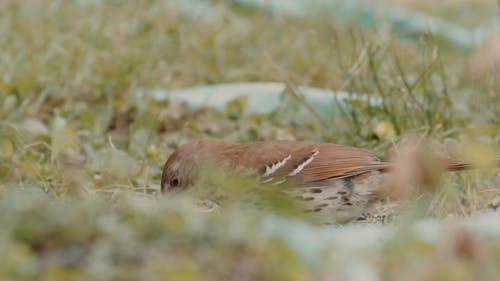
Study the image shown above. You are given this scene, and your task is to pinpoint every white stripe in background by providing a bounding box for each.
[148,82,382,116]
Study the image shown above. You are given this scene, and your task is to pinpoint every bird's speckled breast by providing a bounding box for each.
[286,171,388,223]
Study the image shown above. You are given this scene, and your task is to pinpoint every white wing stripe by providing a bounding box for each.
[260,177,274,183]
[272,178,287,185]
[263,154,291,176]
[288,149,319,176]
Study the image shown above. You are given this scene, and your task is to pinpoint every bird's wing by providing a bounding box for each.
[301,142,390,182]
[239,140,390,184]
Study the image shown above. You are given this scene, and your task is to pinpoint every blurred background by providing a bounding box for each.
[0,0,499,280]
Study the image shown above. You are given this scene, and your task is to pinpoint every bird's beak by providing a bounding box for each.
[160,170,169,194]
[160,180,167,193]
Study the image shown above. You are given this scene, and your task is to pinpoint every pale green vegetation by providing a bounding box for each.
[0,0,499,280]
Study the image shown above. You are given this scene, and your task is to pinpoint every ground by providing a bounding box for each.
[0,0,499,280]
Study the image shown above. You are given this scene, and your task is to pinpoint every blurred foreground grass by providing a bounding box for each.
[0,0,499,280]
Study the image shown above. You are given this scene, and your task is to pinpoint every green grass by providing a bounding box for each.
[0,0,499,280]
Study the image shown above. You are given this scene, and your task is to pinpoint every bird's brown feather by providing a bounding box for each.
[161,138,498,223]
[162,138,493,190]
[231,140,390,183]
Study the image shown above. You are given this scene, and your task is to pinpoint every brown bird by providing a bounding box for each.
[161,138,496,223]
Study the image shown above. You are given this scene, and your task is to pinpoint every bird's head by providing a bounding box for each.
[161,148,191,193]
[161,139,235,193]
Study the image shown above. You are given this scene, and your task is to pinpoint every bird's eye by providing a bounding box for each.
[169,175,179,187]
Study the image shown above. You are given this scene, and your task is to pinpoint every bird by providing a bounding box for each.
[161,138,497,223]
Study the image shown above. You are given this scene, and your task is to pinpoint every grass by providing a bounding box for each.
[0,0,499,280]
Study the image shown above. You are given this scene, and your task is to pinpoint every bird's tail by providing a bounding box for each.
[443,156,500,171]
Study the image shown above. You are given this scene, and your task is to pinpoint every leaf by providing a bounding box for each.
[0,163,10,180]
[225,95,247,120]
[0,122,35,145]
[103,147,138,180]
[130,128,150,157]
[19,118,49,136]
[51,117,78,160]
[0,138,13,158]
[129,108,156,157]
[2,94,17,113]
[461,141,496,168]
[372,121,396,140]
